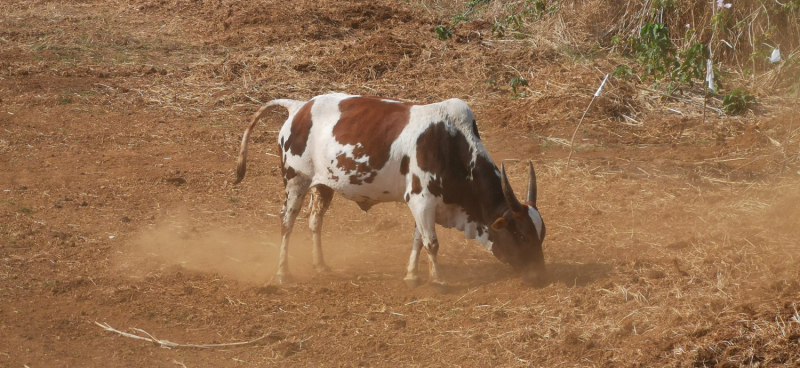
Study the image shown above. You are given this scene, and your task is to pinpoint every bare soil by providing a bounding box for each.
[1,0,799,367]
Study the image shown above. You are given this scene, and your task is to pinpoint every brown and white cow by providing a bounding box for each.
[235,93,547,288]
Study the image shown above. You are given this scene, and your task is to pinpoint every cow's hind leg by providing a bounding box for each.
[277,173,311,284]
[308,185,334,273]
[403,226,424,289]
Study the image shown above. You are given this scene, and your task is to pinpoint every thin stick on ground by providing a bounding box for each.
[95,321,271,349]
[567,74,608,169]
[702,85,708,126]
[782,100,796,175]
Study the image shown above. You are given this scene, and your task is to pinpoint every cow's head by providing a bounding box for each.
[489,162,547,286]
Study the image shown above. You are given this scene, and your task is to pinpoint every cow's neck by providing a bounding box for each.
[469,156,512,250]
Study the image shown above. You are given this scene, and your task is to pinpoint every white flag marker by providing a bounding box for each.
[769,48,781,63]
[594,74,609,97]
[706,59,715,92]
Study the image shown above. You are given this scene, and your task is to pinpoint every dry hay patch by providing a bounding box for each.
[320,34,426,81]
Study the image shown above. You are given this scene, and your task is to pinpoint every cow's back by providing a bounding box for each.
[279,94,484,208]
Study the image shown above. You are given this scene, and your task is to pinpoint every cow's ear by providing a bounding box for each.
[491,217,508,231]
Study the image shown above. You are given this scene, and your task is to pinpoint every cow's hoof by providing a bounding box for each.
[430,280,449,294]
[314,264,332,274]
[276,273,295,285]
[403,276,423,289]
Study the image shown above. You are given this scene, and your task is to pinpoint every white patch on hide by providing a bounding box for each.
[527,206,544,240]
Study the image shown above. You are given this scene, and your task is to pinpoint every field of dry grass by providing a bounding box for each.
[1,0,799,366]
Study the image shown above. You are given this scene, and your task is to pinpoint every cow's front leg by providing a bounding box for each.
[424,235,446,292]
[404,226,424,289]
[407,196,447,292]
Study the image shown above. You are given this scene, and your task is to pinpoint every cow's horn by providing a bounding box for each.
[527,161,537,205]
[500,164,525,213]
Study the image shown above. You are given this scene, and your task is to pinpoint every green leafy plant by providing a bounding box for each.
[434,25,452,40]
[612,65,634,79]
[672,43,708,87]
[491,22,507,37]
[505,14,523,29]
[711,7,733,35]
[530,0,547,13]
[524,0,557,17]
[631,22,678,81]
[451,14,469,26]
[509,76,529,97]
[722,88,757,115]
[436,0,493,41]
[683,28,696,44]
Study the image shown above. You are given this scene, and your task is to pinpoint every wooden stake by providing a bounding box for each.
[567,74,608,169]
[566,95,599,170]
[702,84,708,126]
[782,98,796,175]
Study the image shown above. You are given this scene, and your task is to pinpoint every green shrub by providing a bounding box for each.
[612,65,634,79]
[509,77,528,97]
[722,88,757,115]
[434,25,452,40]
[672,43,708,87]
[631,22,678,81]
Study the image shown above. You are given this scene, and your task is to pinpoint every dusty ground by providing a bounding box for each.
[2,0,800,367]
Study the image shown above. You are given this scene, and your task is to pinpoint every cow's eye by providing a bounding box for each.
[510,228,527,243]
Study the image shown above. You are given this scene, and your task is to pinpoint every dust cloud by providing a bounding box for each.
[114,210,400,283]
[115,215,294,283]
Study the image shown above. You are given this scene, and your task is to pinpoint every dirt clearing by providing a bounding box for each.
[1,0,799,366]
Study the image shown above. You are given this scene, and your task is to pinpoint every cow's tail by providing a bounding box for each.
[234,99,306,184]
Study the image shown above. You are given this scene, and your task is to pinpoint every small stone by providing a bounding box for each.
[120,216,131,223]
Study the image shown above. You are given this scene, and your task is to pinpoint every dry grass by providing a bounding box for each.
[415,0,800,92]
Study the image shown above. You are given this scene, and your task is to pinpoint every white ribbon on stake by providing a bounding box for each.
[705,59,716,92]
[702,58,714,125]
[769,48,781,63]
[567,74,609,169]
[594,74,609,97]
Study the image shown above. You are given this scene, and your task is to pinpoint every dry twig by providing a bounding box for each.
[95,321,270,349]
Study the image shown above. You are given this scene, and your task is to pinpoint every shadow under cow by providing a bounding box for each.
[435,260,614,293]
[545,262,614,288]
